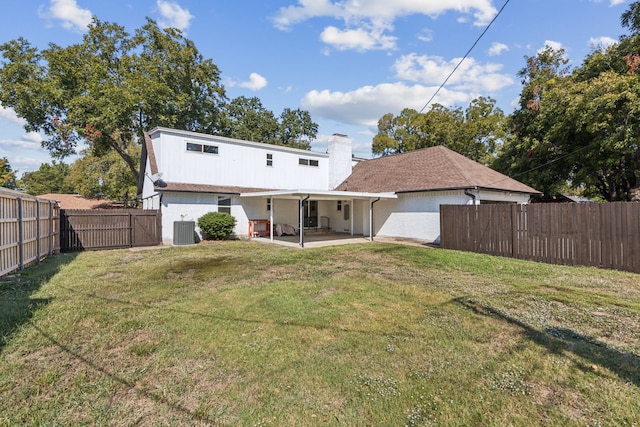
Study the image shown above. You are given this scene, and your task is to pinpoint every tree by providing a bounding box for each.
[494,3,640,201]
[463,97,506,163]
[372,97,505,163]
[536,71,640,201]
[221,97,318,149]
[492,46,572,196]
[0,18,226,185]
[66,141,140,201]
[21,161,74,195]
[0,157,17,189]
[277,108,318,149]
[223,96,279,143]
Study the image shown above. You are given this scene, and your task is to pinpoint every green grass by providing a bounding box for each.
[1,241,639,426]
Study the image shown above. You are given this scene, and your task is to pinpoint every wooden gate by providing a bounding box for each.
[60,209,161,252]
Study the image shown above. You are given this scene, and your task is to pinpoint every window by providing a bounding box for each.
[203,145,219,154]
[337,200,342,211]
[186,142,202,152]
[266,153,273,167]
[186,141,218,154]
[218,196,231,214]
[343,203,350,220]
[299,157,319,167]
[267,198,271,211]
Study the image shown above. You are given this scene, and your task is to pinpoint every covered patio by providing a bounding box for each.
[240,190,397,247]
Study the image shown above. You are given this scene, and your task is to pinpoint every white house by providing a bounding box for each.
[138,127,540,246]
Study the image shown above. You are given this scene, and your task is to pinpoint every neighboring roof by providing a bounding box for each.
[37,193,120,209]
[335,145,540,195]
[156,182,273,195]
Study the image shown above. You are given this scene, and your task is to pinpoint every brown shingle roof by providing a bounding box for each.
[37,194,120,209]
[157,182,273,194]
[335,145,540,194]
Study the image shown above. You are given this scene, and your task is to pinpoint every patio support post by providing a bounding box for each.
[299,194,310,247]
[369,197,381,241]
[350,198,354,236]
[269,198,274,242]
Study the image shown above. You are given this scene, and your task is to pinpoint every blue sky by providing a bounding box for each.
[0,0,631,176]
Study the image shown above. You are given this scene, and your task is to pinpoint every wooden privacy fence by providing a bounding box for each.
[440,202,640,274]
[1,188,60,278]
[60,209,161,252]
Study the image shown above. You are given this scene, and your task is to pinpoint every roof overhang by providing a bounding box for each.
[240,189,397,201]
[395,186,542,196]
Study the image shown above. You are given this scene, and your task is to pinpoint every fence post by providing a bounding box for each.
[129,211,133,248]
[48,201,53,256]
[17,197,24,271]
[36,200,41,264]
[511,204,517,258]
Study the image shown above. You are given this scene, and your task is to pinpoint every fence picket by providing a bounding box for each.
[441,202,640,274]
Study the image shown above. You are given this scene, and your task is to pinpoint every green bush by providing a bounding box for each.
[197,212,237,240]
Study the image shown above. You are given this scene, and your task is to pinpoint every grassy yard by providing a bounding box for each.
[1,241,639,426]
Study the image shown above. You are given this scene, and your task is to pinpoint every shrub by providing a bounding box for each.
[197,212,237,240]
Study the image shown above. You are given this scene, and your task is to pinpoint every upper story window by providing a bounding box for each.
[266,153,273,167]
[299,158,319,167]
[186,141,218,154]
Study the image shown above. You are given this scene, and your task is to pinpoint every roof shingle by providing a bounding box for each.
[336,145,539,194]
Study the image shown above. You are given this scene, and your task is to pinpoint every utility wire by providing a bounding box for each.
[418,0,512,114]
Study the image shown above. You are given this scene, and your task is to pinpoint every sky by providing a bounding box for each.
[0,0,632,176]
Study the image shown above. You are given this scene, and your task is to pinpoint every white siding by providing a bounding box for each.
[151,130,330,191]
[374,191,470,243]
[160,193,251,244]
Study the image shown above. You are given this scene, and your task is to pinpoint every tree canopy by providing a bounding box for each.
[0,18,227,185]
[66,143,139,201]
[21,161,74,196]
[0,157,17,189]
[221,96,318,150]
[0,17,320,189]
[372,96,505,164]
[493,2,640,201]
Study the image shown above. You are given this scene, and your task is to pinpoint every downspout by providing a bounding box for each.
[369,197,381,241]
[300,194,310,247]
[464,188,477,205]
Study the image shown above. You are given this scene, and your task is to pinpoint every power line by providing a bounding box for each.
[418,0,512,114]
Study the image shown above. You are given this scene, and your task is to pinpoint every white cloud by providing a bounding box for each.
[320,24,397,51]
[393,53,514,93]
[488,42,509,56]
[23,132,43,144]
[0,107,26,126]
[238,73,268,91]
[589,36,618,49]
[302,82,471,128]
[417,29,433,43]
[273,0,497,30]
[539,40,564,53]
[272,0,497,51]
[0,138,40,151]
[38,0,92,33]
[157,0,193,32]
[610,0,626,5]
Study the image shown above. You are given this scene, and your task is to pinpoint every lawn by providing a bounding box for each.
[1,241,639,426]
